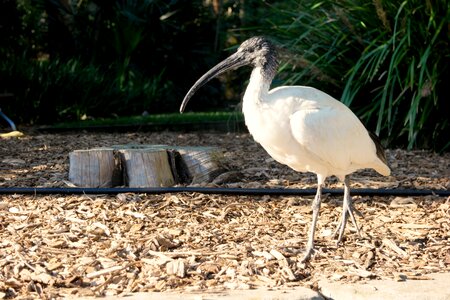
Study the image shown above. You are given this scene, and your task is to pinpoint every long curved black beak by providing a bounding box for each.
[180,51,249,113]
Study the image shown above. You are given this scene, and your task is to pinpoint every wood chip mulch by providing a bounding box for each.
[0,132,449,298]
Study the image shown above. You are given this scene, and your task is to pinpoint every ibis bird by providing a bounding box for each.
[180,36,390,262]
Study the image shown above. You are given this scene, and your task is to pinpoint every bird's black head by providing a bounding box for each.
[180,36,279,113]
[236,36,278,74]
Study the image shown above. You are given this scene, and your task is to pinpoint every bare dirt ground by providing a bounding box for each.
[0,131,449,299]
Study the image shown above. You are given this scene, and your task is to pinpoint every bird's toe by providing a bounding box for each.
[300,246,316,263]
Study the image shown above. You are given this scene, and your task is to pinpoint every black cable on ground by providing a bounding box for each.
[0,187,448,196]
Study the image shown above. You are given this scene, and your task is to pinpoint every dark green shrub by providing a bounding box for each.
[0,56,170,123]
[0,0,231,124]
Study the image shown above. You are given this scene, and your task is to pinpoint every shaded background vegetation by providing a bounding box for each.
[0,0,448,150]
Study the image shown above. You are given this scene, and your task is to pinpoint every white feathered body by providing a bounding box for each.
[242,68,390,183]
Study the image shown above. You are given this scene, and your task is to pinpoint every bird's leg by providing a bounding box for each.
[334,176,361,244]
[344,177,362,238]
[301,182,323,262]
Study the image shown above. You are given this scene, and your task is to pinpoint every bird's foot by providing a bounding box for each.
[300,245,316,263]
[333,203,363,245]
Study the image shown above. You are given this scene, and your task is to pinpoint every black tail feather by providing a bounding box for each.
[368,131,388,165]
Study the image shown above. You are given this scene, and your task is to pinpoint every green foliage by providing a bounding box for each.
[0,0,229,123]
[50,111,244,128]
[0,55,170,123]
[258,0,449,150]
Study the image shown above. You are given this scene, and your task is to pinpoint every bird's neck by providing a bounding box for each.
[243,67,273,105]
[242,66,275,144]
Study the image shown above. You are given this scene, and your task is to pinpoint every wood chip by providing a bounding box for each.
[348,267,373,278]
[390,197,418,208]
[86,265,126,279]
[269,249,286,261]
[382,239,408,258]
[252,251,275,260]
[166,259,186,278]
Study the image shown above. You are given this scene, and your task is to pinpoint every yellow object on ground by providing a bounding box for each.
[0,130,24,138]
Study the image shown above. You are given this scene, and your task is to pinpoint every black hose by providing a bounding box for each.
[0,187,448,196]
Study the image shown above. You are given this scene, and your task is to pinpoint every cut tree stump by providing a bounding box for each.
[119,149,175,188]
[69,148,120,188]
[176,147,223,184]
[68,145,223,188]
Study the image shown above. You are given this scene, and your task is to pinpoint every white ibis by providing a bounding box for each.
[180,36,390,262]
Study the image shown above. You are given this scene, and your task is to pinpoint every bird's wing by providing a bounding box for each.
[289,100,376,175]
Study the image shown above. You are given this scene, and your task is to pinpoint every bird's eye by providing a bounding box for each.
[246,46,256,53]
